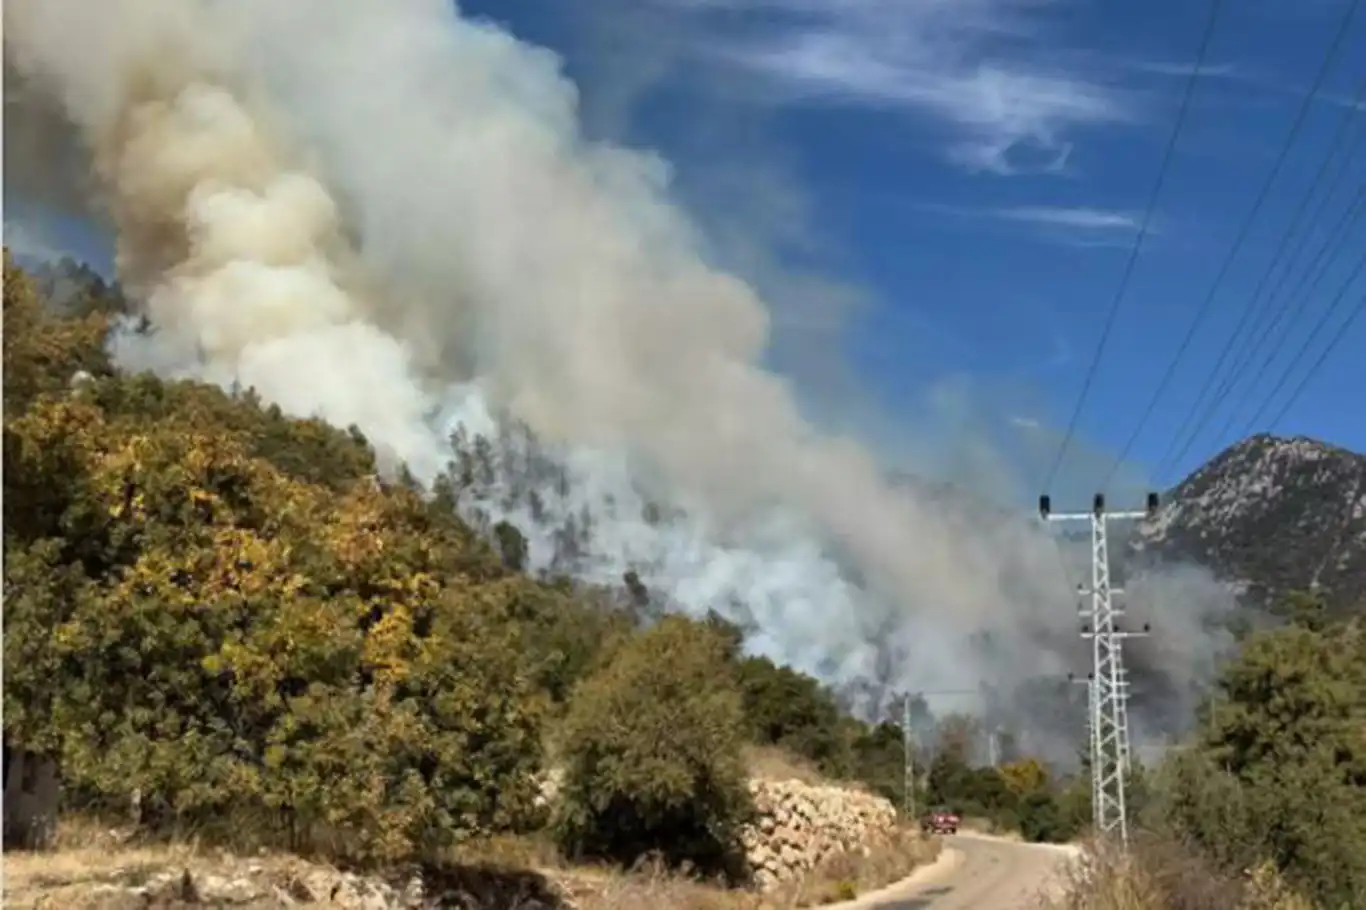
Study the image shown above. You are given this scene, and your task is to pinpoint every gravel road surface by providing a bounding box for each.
[857,834,1078,910]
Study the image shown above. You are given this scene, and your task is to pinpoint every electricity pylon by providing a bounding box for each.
[1041,492,1157,850]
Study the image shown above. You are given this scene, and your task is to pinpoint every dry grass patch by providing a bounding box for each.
[4,817,300,909]
[7,816,940,910]
[5,818,566,910]
[741,745,877,797]
[766,825,940,907]
[742,746,828,785]
[1039,834,1312,910]
[452,832,568,872]
[566,861,757,910]
[570,825,940,910]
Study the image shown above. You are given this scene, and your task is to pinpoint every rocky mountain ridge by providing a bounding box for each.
[899,433,1366,616]
[1135,433,1366,614]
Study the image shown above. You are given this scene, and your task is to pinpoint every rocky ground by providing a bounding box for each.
[3,821,477,909]
[6,771,936,910]
[740,778,898,891]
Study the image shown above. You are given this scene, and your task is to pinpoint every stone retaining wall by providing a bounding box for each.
[3,747,60,849]
[740,778,898,891]
[537,768,901,891]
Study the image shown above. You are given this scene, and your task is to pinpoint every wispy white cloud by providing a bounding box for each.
[644,0,1134,175]
[1128,56,1365,112]
[1126,59,1241,79]
[914,201,1154,246]
[991,205,1145,231]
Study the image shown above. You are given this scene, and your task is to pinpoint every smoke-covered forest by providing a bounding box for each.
[1,253,1087,857]
[8,254,1366,908]
[6,0,1366,904]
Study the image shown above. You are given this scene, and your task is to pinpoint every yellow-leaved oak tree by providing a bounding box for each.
[3,258,550,863]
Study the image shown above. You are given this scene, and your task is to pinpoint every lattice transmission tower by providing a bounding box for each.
[1041,492,1157,850]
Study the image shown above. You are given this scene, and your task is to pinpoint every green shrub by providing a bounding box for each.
[735,654,852,776]
[1151,613,1366,908]
[553,615,754,876]
[1017,789,1064,843]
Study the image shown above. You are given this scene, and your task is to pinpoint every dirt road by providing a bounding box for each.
[857,834,1079,910]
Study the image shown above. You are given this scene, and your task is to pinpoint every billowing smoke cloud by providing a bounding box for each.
[4,0,1236,759]
[3,62,101,225]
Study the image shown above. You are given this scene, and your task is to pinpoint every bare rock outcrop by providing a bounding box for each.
[739,778,898,891]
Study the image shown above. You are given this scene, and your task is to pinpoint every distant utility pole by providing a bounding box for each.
[899,688,979,821]
[1067,672,1098,808]
[902,696,915,821]
[1041,492,1157,851]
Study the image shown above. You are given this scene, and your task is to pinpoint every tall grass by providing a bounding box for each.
[1041,833,1314,910]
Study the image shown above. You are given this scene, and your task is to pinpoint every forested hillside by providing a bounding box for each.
[5,251,1079,903]
[11,248,1364,909]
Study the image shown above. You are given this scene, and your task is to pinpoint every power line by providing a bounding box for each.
[1094,0,1362,488]
[1157,184,1366,477]
[1128,73,1366,487]
[1162,165,1366,474]
[1041,0,1226,493]
[1234,249,1366,435]
[1264,298,1366,428]
[1207,184,1366,445]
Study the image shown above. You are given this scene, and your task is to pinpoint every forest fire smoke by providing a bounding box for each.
[4,0,1234,752]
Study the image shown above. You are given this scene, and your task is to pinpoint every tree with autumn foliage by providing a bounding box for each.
[3,253,556,863]
[6,249,1104,875]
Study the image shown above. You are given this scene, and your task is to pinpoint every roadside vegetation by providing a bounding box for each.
[0,251,948,907]
[1044,591,1366,909]
[12,251,1359,908]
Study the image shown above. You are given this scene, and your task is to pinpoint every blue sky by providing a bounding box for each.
[459,0,1366,493]
[8,0,1366,502]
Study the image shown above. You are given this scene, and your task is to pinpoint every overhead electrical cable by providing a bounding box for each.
[1092,0,1361,488]
[1155,181,1366,478]
[1206,181,1366,444]
[1124,72,1366,487]
[1040,0,1226,493]
[1263,292,1366,429]
[1232,247,1366,438]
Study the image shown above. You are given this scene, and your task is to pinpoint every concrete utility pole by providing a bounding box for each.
[902,696,915,821]
[899,688,980,821]
[1041,491,1157,851]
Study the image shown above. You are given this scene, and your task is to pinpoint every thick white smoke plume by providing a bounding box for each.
[5,0,1235,753]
